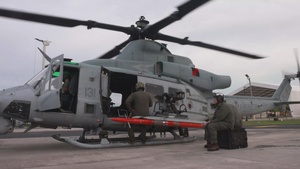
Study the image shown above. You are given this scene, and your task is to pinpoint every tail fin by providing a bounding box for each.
[271,78,292,102]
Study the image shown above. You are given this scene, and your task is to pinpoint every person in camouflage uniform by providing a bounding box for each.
[203,93,235,151]
[125,82,153,144]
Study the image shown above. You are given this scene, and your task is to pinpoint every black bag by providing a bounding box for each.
[217,128,248,149]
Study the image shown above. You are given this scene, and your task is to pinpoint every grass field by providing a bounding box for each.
[243,118,300,126]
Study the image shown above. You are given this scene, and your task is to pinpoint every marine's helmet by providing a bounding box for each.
[135,82,145,90]
[213,93,224,104]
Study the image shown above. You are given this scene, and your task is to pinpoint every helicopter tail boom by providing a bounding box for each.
[225,73,298,117]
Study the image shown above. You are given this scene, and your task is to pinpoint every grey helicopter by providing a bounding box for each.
[0,0,299,148]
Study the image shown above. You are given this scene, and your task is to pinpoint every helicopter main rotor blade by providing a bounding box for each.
[98,37,133,59]
[156,33,264,59]
[0,8,134,34]
[145,0,210,35]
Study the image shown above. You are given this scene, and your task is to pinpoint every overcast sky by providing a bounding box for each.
[0,0,300,94]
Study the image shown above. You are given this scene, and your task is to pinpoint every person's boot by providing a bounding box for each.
[128,128,135,144]
[204,141,212,148]
[207,143,219,151]
[128,137,135,144]
[140,131,147,144]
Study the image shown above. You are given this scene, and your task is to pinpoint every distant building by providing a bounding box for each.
[229,82,299,118]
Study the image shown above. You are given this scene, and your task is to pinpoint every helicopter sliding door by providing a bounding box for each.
[100,67,137,117]
[37,55,63,111]
[100,68,111,115]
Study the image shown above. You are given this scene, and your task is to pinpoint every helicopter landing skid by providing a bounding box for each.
[52,134,197,149]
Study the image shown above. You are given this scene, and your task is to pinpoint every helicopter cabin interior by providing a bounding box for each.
[59,64,80,113]
[57,64,200,119]
[100,68,188,118]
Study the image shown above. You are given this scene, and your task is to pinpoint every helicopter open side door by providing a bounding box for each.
[37,55,63,111]
[100,68,111,115]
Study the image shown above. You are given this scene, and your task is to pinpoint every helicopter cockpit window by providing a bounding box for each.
[27,56,63,93]
[26,68,48,90]
[44,59,61,92]
[50,71,60,90]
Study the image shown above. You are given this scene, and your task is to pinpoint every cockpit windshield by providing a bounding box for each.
[26,68,48,90]
[26,56,63,92]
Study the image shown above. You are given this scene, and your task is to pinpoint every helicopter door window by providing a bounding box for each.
[85,103,95,114]
[101,71,109,97]
[145,83,164,113]
[145,83,164,101]
[100,70,112,115]
[185,89,191,96]
[110,92,122,107]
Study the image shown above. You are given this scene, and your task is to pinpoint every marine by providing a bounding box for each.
[203,93,235,151]
[125,82,153,144]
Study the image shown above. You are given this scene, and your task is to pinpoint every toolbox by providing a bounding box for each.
[217,128,248,149]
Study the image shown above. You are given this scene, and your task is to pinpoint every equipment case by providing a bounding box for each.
[217,128,248,149]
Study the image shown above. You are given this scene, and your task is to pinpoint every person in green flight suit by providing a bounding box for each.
[228,104,243,129]
[125,81,153,144]
[203,93,235,151]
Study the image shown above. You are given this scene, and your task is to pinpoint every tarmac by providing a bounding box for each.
[0,127,300,169]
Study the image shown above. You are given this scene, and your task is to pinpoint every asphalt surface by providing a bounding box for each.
[1,126,300,169]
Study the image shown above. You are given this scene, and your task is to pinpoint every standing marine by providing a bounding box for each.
[125,82,153,144]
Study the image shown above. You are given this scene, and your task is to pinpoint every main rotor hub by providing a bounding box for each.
[135,16,149,29]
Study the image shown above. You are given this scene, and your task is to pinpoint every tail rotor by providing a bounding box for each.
[293,48,300,79]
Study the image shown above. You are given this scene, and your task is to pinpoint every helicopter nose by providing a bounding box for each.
[0,85,33,121]
[0,88,13,114]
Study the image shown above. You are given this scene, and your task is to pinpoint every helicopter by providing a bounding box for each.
[0,0,299,148]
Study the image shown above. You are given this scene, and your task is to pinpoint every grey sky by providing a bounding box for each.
[0,0,300,94]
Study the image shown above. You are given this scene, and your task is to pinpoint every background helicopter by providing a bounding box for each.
[2,1,300,147]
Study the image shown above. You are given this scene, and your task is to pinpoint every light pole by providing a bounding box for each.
[35,38,51,69]
[245,74,253,97]
[245,74,254,119]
